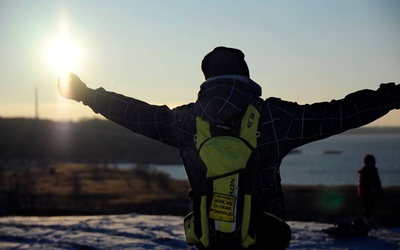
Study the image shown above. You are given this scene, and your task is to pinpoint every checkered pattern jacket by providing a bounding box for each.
[82,75,399,219]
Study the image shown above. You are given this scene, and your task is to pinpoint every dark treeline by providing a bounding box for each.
[0,117,181,164]
[1,117,400,165]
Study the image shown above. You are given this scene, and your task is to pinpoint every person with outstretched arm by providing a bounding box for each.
[58,47,399,249]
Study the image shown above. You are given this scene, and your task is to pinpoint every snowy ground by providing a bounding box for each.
[0,213,399,250]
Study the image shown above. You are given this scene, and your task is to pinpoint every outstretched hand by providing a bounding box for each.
[57,72,88,102]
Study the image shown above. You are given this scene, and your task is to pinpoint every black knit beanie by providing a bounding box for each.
[201,46,250,79]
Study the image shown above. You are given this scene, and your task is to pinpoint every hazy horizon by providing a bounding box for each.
[2,115,400,129]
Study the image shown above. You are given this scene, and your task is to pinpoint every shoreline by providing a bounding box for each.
[283,185,400,227]
[1,163,399,227]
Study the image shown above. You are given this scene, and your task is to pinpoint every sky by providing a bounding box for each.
[0,0,399,126]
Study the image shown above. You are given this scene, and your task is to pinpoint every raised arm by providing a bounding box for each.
[57,73,178,147]
[277,82,400,146]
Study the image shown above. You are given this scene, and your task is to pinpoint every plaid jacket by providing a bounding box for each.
[82,76,399,219]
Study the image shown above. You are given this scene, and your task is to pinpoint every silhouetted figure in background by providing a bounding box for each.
[358,154,383,228]
[58,46,400,249]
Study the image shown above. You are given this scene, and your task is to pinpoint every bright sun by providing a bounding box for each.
[45,28,81,78]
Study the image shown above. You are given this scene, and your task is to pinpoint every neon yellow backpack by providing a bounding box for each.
[184,102,262,249]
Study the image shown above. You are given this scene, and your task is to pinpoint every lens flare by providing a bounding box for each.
[45,27,80,77]
[317,189,345,213]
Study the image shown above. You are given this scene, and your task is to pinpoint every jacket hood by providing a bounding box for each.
[194,75,262,126]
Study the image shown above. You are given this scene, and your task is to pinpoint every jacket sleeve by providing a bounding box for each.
[81,87,178,147]
[277,82,400,146]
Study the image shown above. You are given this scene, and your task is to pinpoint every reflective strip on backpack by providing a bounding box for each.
[241,194,256,247]
[200,195,210,248]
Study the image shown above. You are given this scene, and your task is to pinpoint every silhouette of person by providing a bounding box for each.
[358,154,383,227]
[58,46,400,249]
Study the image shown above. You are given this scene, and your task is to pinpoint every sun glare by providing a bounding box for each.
[45,28,81,79]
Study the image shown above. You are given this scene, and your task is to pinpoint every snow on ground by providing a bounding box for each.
[0,213,399,250]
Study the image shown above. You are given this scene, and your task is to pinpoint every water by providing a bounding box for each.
[119,133,400,187]
[280,133,400,187]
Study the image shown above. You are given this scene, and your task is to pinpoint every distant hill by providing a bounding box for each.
[1,117,399,164]
[0,117,180,164]
[342,126,400,134]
